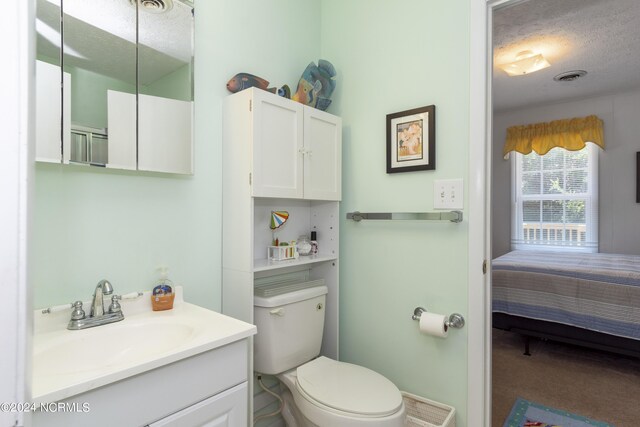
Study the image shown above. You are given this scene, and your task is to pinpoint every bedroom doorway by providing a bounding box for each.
[488,0,640,425]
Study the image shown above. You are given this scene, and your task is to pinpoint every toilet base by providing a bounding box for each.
[276,367,405,427]
[281,388,320,427]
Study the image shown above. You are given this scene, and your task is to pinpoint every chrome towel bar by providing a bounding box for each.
[346,211,463,223]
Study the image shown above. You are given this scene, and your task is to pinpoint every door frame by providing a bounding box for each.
[1,0,34,426]
[468,0,514,424]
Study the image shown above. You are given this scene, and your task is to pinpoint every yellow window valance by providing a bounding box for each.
[504,115,604,158]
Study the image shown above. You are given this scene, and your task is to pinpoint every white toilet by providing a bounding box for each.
[254,283,406,426]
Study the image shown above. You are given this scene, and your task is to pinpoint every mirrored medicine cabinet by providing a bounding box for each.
[35,0,194,174]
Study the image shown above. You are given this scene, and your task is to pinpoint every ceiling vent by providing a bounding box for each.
[130,0,173,13]
[553,70,587,82]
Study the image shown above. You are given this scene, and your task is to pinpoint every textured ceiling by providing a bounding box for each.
[36,0,192,86]
[493,0,640,112]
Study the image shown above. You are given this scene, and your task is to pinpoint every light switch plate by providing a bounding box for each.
[434,179,463,209]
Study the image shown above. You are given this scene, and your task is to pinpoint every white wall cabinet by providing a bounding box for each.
[222,89,342,423]
[227,88,341,200]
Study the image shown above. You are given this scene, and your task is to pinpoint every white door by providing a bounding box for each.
[251,90,304,198]
[303,107,342,201]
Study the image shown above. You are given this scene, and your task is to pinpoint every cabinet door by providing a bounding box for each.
[252,90,304,198]
[303,107,342,201]
[147,382,247,427]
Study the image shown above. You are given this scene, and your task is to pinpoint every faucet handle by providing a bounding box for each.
[109,295,122,314]
[70,301,85,321]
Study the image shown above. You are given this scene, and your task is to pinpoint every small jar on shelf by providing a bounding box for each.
[297,235,312,256]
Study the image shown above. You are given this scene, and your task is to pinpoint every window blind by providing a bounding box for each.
[511,144,598,252]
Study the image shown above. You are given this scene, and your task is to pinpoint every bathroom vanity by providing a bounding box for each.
[32,289,256,427]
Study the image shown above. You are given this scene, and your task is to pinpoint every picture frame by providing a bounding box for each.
[386,105,435,173]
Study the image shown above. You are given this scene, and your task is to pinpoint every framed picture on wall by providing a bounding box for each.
[386,105,435,173]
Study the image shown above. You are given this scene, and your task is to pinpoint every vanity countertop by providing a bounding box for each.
[32,288,256,403]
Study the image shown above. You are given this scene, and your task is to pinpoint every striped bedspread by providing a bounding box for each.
[492,250,640,341]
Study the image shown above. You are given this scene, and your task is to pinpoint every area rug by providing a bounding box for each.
[503,397,614,427]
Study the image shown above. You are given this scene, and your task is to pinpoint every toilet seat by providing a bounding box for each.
[295,357,403,417]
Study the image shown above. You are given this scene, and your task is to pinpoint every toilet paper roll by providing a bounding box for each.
[419,312,449,338]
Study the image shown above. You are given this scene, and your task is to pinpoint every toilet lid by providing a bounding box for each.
[296,357,403,417]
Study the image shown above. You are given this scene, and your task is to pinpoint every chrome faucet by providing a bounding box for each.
[67,279,125,330]
[91,279,113,317]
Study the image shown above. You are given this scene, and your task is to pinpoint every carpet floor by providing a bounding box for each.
[492,329,640,427]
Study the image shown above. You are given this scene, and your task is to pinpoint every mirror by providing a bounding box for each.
[138,0,194,173]
[35,0,194,174]
[63,0,137,169]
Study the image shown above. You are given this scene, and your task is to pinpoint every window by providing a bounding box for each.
[511,144,598,252]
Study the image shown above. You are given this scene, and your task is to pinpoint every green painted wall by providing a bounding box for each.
[65,65,135,129]
[142,63,193,101]
[34,0,473,422]
[321,1,471,424]
[33,0,320,309]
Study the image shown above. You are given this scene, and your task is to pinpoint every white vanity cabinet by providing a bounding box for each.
[147,382,247,427]
[224,88,341,201]
[33,340,250,427]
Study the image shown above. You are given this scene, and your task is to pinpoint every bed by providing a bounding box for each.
[492,250,640,358]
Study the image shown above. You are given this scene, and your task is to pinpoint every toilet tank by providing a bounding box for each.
[253,283,328,374]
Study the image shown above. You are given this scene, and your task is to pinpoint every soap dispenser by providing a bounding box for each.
[151,267,175,311]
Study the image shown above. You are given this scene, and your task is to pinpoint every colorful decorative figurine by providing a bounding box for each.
[277,84,291,99]
[270,211,289,247]
[291,59,336,111]
[226,73,276,94]
[270,211,289,230]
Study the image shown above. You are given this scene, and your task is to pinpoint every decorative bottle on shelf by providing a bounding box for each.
[297,235,312,256]
[310,231,318,255]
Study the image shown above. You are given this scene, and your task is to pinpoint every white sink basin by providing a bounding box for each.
[34,320,196,376]
[32,290,256,403]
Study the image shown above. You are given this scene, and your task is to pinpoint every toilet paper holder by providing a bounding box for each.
[411,307,465,329]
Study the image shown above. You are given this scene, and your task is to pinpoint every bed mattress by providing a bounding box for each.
[492,250,640,341]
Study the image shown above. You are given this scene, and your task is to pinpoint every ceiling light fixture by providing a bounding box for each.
[498,50,551,77]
